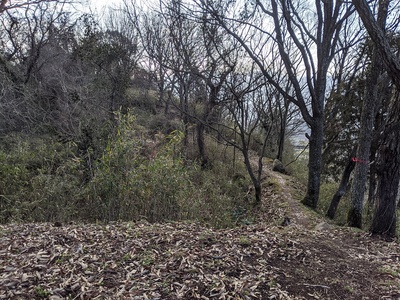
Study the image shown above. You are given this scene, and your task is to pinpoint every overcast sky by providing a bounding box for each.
[88,0,120,10]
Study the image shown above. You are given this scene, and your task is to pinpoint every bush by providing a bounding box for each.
[182,160,253,228]
[85,112,187,222]
[284,150,309,186]
[126,88,158,114]
[317,183,346,225]
[0,134,82,223]
[0,150,30,223]
[318,181,377,229]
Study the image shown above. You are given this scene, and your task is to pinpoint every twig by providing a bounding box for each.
[301,283,330,289]
[131,270,150,278]
[285,143,309,167]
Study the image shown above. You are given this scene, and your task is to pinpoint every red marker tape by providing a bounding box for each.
[351,157,369,164]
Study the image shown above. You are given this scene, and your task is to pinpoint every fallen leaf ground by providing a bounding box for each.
[1,166,400,299]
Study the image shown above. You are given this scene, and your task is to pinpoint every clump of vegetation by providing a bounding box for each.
[318,183,350,226]
[34,286,51,298]
[0,134,82,223]
[0,111,253,228]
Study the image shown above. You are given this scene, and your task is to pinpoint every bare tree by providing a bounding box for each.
[0,1,80,134]
[128,0,238,167]
[262,43,303,162]
[0,0,73,14]
[195,0,354,208]
[221,65,269,204]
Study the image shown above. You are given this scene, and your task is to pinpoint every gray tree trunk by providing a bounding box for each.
[276,99,289,162]
[348,78,377,228]
[348,0,388,228]
[352,0,400,236]
[302,117,324,208]
[370,126,400,237]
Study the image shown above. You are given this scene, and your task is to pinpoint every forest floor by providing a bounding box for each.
[1,160,400,299]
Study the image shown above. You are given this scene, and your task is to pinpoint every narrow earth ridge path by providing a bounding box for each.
[267,170,313,228]
[256,156,319,230]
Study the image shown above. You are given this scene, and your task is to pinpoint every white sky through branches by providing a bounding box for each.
[91,0,123,9]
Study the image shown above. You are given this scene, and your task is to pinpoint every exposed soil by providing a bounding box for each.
[1,162,400,299]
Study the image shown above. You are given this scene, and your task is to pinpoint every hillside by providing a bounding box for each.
[1,164,400,299]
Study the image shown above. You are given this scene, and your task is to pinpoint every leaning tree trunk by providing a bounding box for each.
[352,0,400,91]
[241,144,262,205]
[326,146,357,219]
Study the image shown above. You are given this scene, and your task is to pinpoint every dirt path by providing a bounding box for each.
[259,163,400,299]
[256,156,319,230]
[267,171,313,228]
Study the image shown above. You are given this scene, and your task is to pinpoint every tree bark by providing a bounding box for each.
[302,117,324,208]
[352,0,400,236]
[348,73,378,227]
[196,121,209,168]
[242,145,262,205]
[276,99,289,162]
[370,127,400,237]
[348,0,388,228]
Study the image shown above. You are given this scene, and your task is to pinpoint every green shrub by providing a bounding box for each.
[126,88,158,113]
[85,112,142,221]
[318,182,375,229]
[86,112,187,222]
[180,158,252,228]
[0,134,82,223]
[0,151,30,223]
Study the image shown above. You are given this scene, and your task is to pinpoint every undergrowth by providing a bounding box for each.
[0,111,252,228]
[288,150,374,229]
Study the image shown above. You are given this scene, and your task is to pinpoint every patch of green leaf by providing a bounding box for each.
[35,286,51,298]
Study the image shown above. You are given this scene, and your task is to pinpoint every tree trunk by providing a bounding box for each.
[348,86,375,227]
[196,122,209,168]
[242,146,262,205]
[367,138,379,205]
[302,117,324,208]
[276,100,288,162]
[348,0,388,228]
[351,0,400,237]
[326,147,356,219]
[370,129,400,237]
